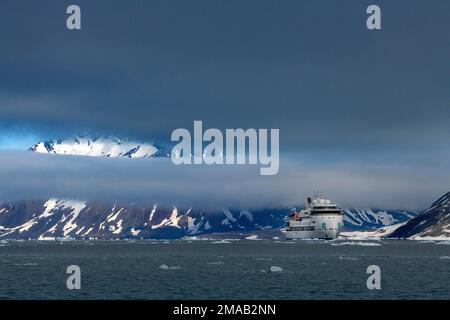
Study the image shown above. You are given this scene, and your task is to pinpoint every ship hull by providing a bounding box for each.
[285,229,340,240]
[285,214,343,240]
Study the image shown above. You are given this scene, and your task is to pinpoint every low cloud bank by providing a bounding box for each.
[0,151,446,210]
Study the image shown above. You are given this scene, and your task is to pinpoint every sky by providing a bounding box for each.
[0,0,449,208]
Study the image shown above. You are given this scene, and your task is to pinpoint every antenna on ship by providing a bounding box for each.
[313,191,323,200]
[307,196,312,209]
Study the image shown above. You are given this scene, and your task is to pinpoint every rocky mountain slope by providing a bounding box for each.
[389,192,450,240]
[0,199,416,240]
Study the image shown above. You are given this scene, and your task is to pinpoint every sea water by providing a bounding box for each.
[0,240,448,299]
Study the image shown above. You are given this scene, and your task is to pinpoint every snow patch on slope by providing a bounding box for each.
[60,200,88,236]
[152,208,182,229]
[341,222,407,240]
[8,199,87,237]
[30,136,160,158]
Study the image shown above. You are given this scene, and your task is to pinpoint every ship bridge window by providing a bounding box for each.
[289,226,315,231]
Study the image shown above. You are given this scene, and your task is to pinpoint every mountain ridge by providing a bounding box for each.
[4,135,443,240]
[0,198,417,240]
[389,192,450,240]
[29,135,167,158]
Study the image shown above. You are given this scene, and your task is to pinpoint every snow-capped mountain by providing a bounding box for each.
[0,135,420,240]
[0,199,416,240]
[0,200,284,240]
[342,208,416,231]
[389,192,450,240]
[29,136,166,158]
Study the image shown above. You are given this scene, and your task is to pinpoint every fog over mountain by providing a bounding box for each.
[0,149,446,210]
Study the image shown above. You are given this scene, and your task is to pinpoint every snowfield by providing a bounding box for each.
[30,136,161,158]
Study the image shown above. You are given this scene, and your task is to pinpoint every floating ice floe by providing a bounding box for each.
[290,238,327,243]
[56,236,76,242]
[211,240,232,244]
[255,257,273,261]
[13,263,39,266]
[331,241,381,247]
[435,241,450,245]
[182,236,210,241]
[245,235,259,240]
[206,261,224,265]
[439,256,450,260]
[158,264,181,270]
[270,266,283,272]
[339,256,359,260]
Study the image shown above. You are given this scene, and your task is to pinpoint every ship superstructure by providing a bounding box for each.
[285,195,343,239]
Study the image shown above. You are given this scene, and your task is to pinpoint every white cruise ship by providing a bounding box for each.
[285,195,343,240]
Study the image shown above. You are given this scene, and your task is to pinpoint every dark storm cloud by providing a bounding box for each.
[0,0,449,151]
[0,151,447,210]
[0,0,449,209]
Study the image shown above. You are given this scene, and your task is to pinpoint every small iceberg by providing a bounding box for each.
[436,241,450,245]
[245,235,259,240]
[331,241,381,247]
[14,262,39,266]
[339,256,359,261]
[255,257,273,261]
[439,256,450,260]
[418,240,435,244]
[158,264,181,270]
[270,266,283,272]
[56,236,76,242]
[182,236,210,241]
[211,240,232,244]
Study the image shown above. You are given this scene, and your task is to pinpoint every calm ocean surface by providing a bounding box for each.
[0,240,449,299]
